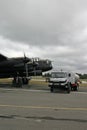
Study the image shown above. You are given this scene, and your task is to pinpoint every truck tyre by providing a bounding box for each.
[67,88,70,93]
[67,83,71,93]
[76,85,79,91]
[50,86,54,92]
[73,85,79,91]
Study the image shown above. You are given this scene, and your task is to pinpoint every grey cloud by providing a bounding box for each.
[0,0,86,45]
[0,0,87,73]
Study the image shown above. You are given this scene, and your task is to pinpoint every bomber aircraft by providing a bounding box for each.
[0,54,52,87]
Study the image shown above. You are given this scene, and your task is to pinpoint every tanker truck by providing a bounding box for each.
[48,71,80,93]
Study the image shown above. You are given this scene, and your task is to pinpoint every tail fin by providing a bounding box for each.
[0,54,7,61]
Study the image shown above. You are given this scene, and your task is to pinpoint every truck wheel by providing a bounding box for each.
[67,83,71,93]
[76,85,79,91]
[67,88,70,93]
[50,86,54,92]
[73,85,79,91]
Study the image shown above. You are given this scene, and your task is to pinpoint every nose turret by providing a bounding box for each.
[27,58,52,73]
[45,60,52,71]
[36,59,52,72]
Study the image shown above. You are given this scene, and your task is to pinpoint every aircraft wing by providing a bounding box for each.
[0,54,7,61]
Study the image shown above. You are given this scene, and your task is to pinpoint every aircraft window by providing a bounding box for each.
[46,60,51,64]
[46,60,49,64]
[32,58,40,62]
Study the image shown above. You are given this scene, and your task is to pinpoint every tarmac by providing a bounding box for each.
[0,82,87,130]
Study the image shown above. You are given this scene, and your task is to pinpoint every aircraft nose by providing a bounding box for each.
[49,63,52,69]
[46,60,53,70]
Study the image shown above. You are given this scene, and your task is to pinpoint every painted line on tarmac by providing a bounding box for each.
[0,104,87,111]
[0,88,87,94]
[74,92,87,95]
[0,88,49,93]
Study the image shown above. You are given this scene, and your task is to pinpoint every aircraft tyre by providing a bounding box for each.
[12,77,22,87]
[50,86,54,92]
[22,77,29,85]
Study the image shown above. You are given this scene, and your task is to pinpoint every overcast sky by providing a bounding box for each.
[0,0,87,73]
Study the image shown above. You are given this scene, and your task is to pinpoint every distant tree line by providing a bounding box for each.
[77,73,87,79]
[43,73,87,79]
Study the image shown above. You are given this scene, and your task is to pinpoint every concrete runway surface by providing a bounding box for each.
[0,86,87,130]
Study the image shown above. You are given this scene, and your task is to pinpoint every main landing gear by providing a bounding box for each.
[12,77,29,87]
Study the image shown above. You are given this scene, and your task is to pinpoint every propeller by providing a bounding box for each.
[23,54,39,77]
[31,58,39,67]
[23,53,31,63]
[23,53,30,77]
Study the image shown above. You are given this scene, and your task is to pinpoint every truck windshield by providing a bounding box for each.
[51,72,67,78]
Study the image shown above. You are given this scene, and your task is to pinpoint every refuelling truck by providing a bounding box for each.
[48,71,80,93]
